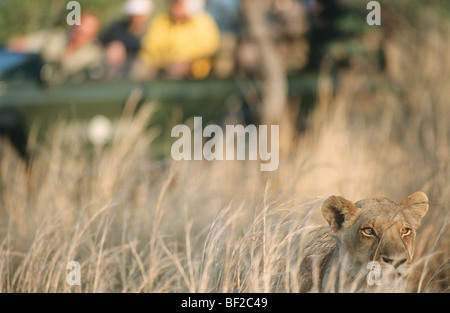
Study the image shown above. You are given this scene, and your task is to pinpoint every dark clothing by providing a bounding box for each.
[99,19,141,55]
[98,19,145,79]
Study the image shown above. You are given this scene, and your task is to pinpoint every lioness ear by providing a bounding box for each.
[401,191,429,229]
[321,196,360,232]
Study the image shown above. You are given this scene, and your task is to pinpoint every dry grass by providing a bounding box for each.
[0,12,449,293]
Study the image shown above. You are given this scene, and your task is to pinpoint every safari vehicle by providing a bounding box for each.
[0,50,317,155]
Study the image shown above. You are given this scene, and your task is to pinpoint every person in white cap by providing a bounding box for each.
[99,0,154,79]
[123,0,154,16]
[139,0,220,79]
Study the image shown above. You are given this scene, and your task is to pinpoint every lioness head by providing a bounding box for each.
[321,191,429,276]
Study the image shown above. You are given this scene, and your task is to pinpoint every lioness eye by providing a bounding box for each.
[401,228,411,236]
[361,227,375,236]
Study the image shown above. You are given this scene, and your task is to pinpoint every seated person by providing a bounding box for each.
[8,13,104,84]
[138,0,220,79]
[205,0,241,78]
[99,0,153,79]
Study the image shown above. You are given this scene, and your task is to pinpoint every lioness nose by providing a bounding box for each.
[381,256,407,268]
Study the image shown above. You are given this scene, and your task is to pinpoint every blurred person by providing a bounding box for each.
[8,13,103,84]
[138,0,220,79]
[99,0,153,79]
[205,0,241,34]
[205,0,242,78]
[272,0,310,73]
[300,0,346,68]
[236,0,310,75]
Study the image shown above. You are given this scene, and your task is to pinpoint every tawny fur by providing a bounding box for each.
[298,191,429,292]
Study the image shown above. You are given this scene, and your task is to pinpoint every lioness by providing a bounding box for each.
[300,191,429,292]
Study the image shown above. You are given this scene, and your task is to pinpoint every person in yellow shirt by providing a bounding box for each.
[139,0,220,79]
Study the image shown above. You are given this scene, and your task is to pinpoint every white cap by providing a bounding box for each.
[123,0,154,16]
[183,0,205,16]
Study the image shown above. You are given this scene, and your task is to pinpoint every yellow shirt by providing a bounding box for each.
[140,12,220,71]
